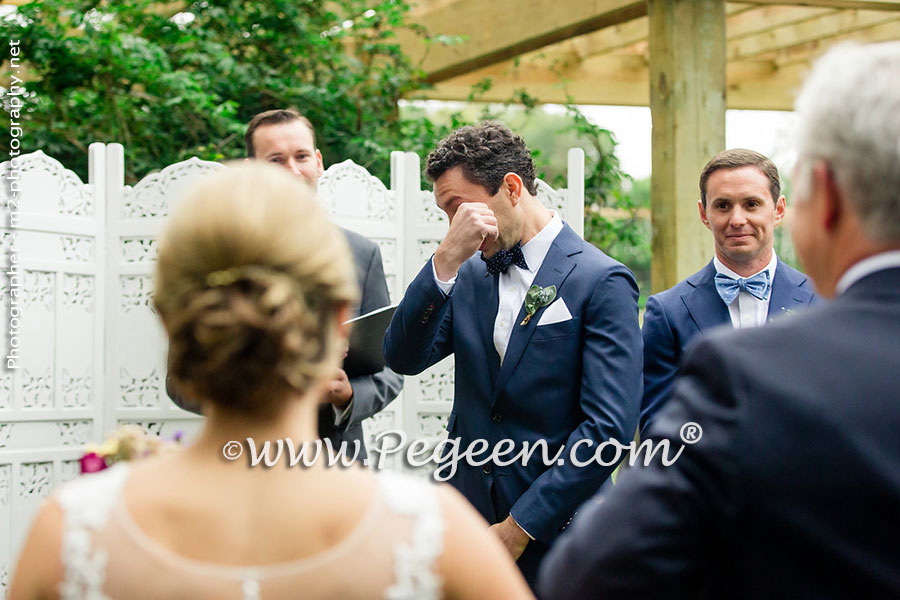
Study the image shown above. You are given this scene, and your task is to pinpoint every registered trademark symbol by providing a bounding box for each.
[680,422,702,444]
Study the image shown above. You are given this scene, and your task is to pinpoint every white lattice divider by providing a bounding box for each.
[0,146,107,589]
[317,152,407,460]
[395,150,585,478]
[103,145,222,445]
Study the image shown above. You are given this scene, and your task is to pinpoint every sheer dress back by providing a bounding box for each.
[54,464,444,600]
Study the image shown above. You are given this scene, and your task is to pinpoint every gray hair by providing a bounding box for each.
[794,42,900,243]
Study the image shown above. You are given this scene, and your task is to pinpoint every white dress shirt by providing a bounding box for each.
[713,252,778,329]
[433,212,564,363]
[835,250,900,295]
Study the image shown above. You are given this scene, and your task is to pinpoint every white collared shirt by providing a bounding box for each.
[835,250,900,295]
[433,211,564,362]
[713,252,778,329]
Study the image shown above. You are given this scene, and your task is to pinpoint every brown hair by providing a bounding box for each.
[153,162,358,416]
[426,122,537,195]
[244,108,317,157]
[699,149,781,208]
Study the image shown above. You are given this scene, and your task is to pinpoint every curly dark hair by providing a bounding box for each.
[425,122,537,195]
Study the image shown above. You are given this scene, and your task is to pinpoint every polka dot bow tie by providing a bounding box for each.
[482,242,528,276]
[714,270,771,305]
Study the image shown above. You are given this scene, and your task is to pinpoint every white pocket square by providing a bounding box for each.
[537,297,572,326]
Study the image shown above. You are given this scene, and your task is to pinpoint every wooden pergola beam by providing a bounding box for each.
[417,2,900,111]
[422,58,860,111]
[558,3,749,62]
[402,0,647,83]
[746,0,900,9]
[755,18,900,66]
[729,8,900,59]
[727,5,838,39]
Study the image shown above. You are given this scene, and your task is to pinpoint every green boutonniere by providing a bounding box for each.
[521,284,557,325]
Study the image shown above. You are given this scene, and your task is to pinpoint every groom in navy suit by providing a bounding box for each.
[640,149,817,434]
[383,123,642,586]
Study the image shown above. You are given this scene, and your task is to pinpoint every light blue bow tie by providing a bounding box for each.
[714,270,771,305]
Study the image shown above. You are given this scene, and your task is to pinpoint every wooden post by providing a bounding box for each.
[648,0,725,293]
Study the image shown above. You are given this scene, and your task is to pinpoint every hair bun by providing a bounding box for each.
[153,163,359,415]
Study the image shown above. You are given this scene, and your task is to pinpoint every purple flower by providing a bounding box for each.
[80,452,108,474]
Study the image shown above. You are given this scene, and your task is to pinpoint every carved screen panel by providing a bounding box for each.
[317,154,406,459]
[104,148,220,448]
[0,147,106,588]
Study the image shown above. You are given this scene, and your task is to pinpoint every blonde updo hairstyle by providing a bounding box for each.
[153,162,359,416]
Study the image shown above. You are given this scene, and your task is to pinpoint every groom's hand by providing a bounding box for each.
[433,202,498,281]
[490,515,530,560]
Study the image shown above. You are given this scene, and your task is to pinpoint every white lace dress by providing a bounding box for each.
[53,464,444,599]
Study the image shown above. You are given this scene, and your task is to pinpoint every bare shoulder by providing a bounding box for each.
[434,485,534,600]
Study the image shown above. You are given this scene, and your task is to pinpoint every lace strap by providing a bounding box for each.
[379,472,445,600]
[55,464,131,600]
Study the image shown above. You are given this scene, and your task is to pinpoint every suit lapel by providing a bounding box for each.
[682,261,731,332]
[767,259,814,320]
[492,225,580,403]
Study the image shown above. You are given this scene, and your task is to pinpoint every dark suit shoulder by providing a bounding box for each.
[340,227,379,256]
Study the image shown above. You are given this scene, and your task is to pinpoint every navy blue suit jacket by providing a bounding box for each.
[640,258,818,435]
[384,223,642,546]
[539,266,900,599]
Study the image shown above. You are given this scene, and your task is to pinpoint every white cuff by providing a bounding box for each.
[332,398,353,425]
[510,515,536,541]
[431,257,457,295]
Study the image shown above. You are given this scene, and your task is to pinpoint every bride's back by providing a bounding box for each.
[57,456,442,600]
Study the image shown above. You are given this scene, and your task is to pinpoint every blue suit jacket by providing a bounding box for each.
[640,258,818,435]
[384,223,642,545]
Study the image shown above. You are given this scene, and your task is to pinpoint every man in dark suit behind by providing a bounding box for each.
[538,42,900,599]
[640,149,818,435]
[169,109,402,459]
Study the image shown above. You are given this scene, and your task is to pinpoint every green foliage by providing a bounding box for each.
[2,0,448,183]
[3,0,648,294]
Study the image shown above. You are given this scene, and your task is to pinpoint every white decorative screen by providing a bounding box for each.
[0,146,106,593]
[103,146,223,445]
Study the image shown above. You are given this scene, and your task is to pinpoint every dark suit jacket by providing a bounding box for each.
[168,228,402,460]
[640,258,818,435]
[384,223,642,582]
[538,266,900,599]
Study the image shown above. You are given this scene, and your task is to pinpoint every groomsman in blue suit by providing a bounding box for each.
[384,123,642,586]
[640,149,818,434]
